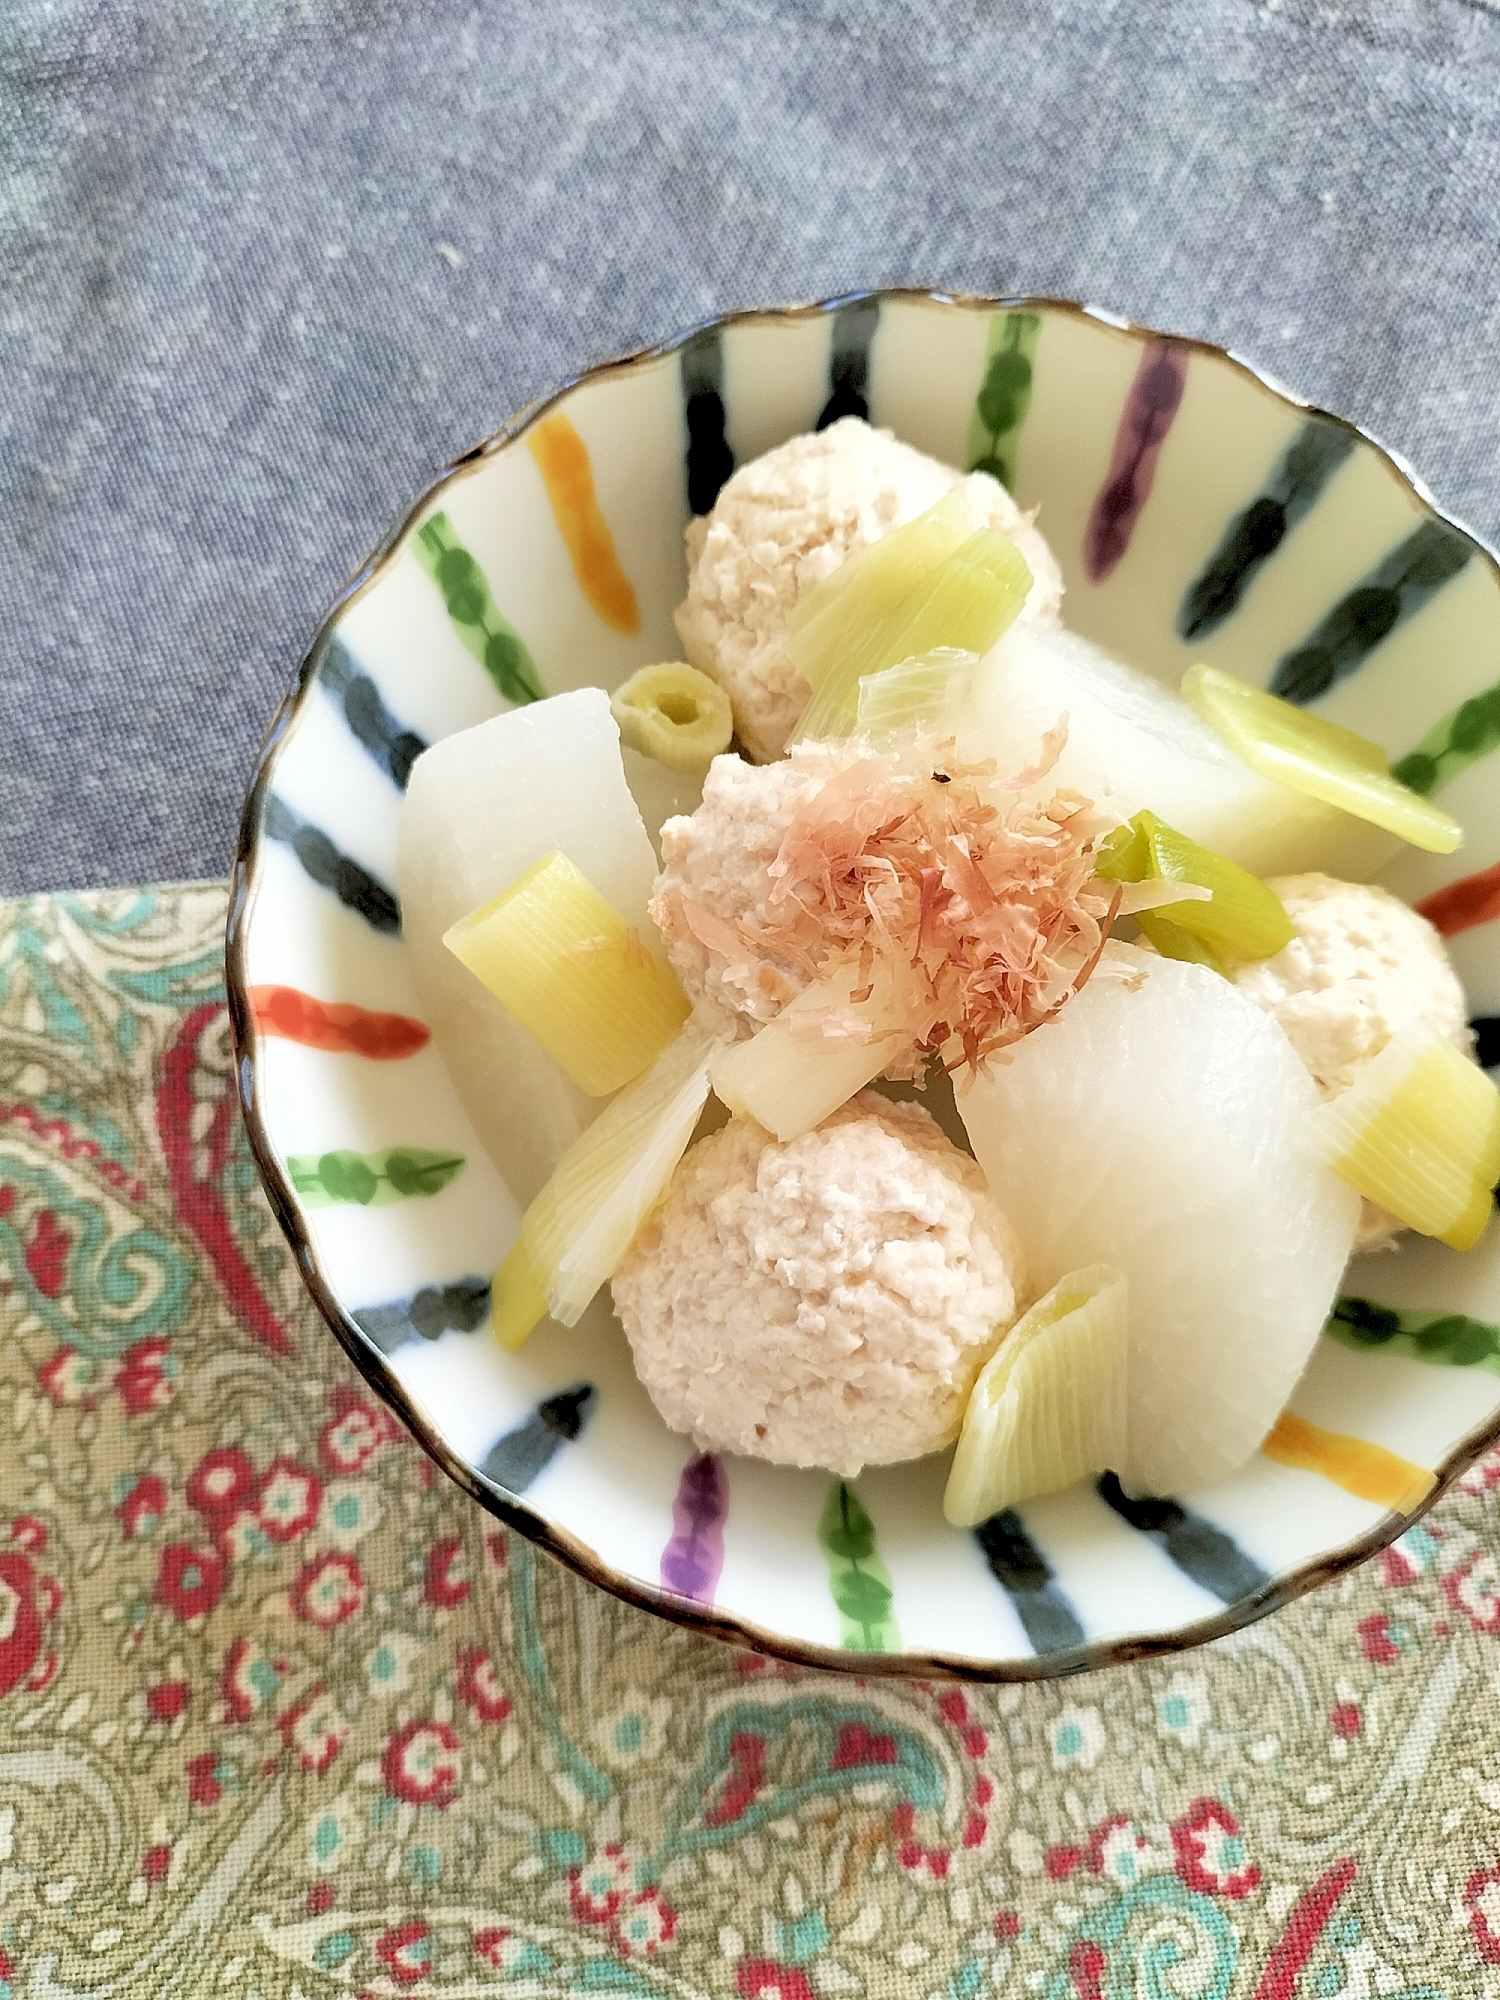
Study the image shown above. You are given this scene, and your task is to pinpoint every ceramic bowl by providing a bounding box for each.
[229,289,1500,1680]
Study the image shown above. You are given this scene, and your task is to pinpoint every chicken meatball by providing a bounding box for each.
[1229,872,1472,1251]
[611,1094,1027,1476]
[649,743,854,1034]
[675,418,1064,763]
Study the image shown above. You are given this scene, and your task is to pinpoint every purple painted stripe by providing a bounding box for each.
[1083,342,1189,584]
[659,1452,729,1603]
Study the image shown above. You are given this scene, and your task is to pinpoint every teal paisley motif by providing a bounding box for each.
[572,1962,664,1996]
[59,890,158,936]
[0,1155,192,1354]
[652,1694,943,1872]
[0,913,91,1047]
[108,947,226,1008]
[944,1960,985,2000]
[1043,1876,1238,2000]
[508,1542,613,1805]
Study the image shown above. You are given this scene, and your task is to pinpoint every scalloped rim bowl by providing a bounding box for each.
[229,290,1500,1680]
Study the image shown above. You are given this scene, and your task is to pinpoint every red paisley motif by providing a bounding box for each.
[381,1719,462,1807]
[155,1543,226,1621]
[117,1474,167,1538]
[158,1002,291,1355]
[0,1550,44,1697]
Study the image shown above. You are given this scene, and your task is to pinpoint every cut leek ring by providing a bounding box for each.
[1094,808,1293,967]
[1303,1021,1500,1250]
[610,662,733,772]
[943,1265,1128,1527]
[445,851,688,1097]
[490,1023,723,1349]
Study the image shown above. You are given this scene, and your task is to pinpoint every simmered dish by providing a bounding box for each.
[396,417,1493,1530]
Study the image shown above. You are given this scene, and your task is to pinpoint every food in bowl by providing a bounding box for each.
[673,418,1064,761]
[394,414,1495,1534]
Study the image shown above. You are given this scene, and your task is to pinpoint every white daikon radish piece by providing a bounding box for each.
[397,690,661,1206]
[957,623,1398,881]
[620,745,706,849]
[958,954,1360,1496]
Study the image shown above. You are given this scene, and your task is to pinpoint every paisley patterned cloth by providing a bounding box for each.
[4,883,1500,1998]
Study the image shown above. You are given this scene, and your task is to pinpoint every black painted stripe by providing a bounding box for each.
[319,636,428,790]
[681,326,735,517]
[816,296,881,430]
[1474,1017,1500,1070]
[1271,519,1473,704]
[352,1276,491,1356]
[973,1508,1086,1654]
[261,794,401,935]
[1096,1474,1269,1603]
[480,1384,596,1493]
[1178,420,1354,641]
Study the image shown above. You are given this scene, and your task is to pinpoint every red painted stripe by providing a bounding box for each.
[248,984,430,1059]
[1251,1857,1357,2000]
[1416,861,1500,939]
[1083,342,1189,583]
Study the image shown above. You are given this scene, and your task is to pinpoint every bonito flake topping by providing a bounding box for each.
[681,735,1126,1075]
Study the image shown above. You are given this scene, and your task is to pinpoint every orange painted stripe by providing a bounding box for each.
[249,985,430,1059]
[1416,860,1500,939]
[1261,1411,1435,1514]
[526,412,641,635]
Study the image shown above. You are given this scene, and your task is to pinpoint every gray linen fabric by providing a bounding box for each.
[3,0,1500,893]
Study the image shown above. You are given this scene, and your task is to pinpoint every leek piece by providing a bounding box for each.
[784,487,977,642]
[855,647,978,739]
[1445,1180,1498,1256]
[1094,808,1295,968]
[943,1266,1128,1526]
[610,662,734,772]
[710,963,906,1142]
[788,500,1032,744]
[445,851,689,1098]
[800,532,1032,744]
[1304,1022,1500,1250]
[1134,918,1228,975]
[1183,664,1463,856]
[495,1024,723,1345]
[491,1235,548,1350]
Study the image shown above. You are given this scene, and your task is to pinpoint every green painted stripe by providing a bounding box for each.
[1391,676,1500,796]
[1326,1294,1500,1375]
[285,1145,465,1207]
[412,511,545,705]
[965,310,1041,492]
[817,1481,900,1653]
